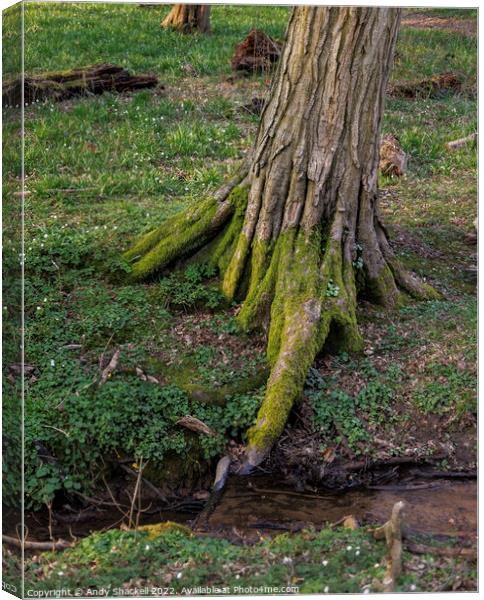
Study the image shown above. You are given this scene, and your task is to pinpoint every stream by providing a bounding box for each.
[9,474,477,546]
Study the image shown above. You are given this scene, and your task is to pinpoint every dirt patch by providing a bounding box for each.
[402,14,477,37]
[3,63,159,107]
[388,72,462,99]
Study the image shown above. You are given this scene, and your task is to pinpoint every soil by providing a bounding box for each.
[402,14,477,38]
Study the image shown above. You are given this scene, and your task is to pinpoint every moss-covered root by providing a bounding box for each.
[123,185,249,281]
[240,231,363,471]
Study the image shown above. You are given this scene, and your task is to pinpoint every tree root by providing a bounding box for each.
[124,166,439,470]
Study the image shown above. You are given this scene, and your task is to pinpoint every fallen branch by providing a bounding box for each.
[2,534,72,551]
[445,132,477,151]
[405,541,476,559]
[192,456,231,530]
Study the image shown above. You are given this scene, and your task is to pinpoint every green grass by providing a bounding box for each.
[11,525,474,595]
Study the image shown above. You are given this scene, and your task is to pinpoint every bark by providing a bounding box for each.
[161,4,211,34]
[125,7,439,471]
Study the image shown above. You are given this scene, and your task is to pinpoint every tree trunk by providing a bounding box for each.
[161,4,211,34]
[125,7,438,471]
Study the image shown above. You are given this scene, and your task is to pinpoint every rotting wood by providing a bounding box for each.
[176,415,216,436]
[231,29,281,73]
[3,63,159,107]
[405,541,476,559]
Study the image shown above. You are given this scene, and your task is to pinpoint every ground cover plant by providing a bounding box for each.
[2,3,477,594]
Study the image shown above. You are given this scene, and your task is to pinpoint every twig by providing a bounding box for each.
[41,425,69,437]
[128,458,145,528]
[120,464,167,503]
[102,475,131,520]
[99,348,121,386]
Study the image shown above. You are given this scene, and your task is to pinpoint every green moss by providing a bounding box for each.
[125,196,221,281]
[365,262,403,307]
[136,521,192,539]
[148,357,268,406]
[237,237,279,332]
[211,186,248,274]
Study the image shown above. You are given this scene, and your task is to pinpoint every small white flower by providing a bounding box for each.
[43,297,47,302]
[410,584,416,592]
[355,550,360,556]
[44,233,48,238]
[282,556,292,565]
[145,544,150,551]
[374,563,380,568]
[36,306,42,311]
[346,546,352,551]
[322,560,328,566]
[50,359,55,367]
[58,571,64,576]
[324,587,329,593]
[176,572,182,579]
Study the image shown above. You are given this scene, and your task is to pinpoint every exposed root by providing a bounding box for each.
[124,172,438,470]
[123,166,250,281]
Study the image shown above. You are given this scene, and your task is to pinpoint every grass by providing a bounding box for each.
[5,525,475,595]
[2,3,477,594]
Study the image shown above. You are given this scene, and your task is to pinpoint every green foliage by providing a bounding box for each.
[413,362,476,415]
[18,523,474,595]
[157,263,224,310]
[19,376,262,510]
[306,364,399,456]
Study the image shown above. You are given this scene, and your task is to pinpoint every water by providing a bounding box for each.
[8,475,477,544]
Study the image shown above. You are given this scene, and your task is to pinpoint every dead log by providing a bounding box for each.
[3,63,159,107]
[231,29,281,74]
[388,72,462,99]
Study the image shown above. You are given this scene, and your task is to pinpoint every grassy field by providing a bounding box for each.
[2,3,477,594]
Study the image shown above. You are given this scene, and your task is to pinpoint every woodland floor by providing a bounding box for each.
[2,4,477,595]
